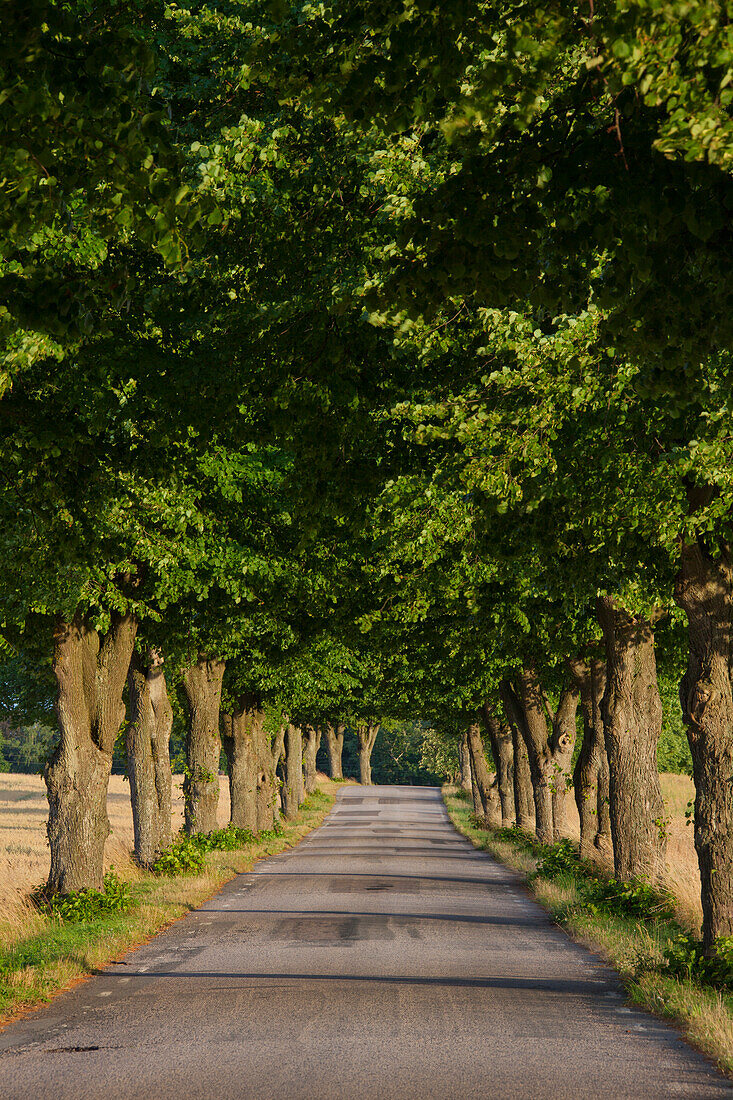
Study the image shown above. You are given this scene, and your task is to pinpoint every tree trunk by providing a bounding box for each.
[596,596,666,881]
[466,719,499,824]
[281,724,304,818]
[468,747,483,818]
[480,706,515,825]
[221,693,266,831]
[568,657,612,861]
[260,724,286,828]
[501,673,554,844]
[675,541,733,948]
[549,685,580,840]
[458,730,472,792]
[357,722,380,785]
[126,648,173,866]
[182,657,225,835]
[46,611,137,893]
[324,722,345,779]
[302,723,321,795]
[505,710,534,832]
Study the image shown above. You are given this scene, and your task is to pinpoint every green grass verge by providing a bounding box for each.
[443,787,733,1077]
[0,786,335,1024]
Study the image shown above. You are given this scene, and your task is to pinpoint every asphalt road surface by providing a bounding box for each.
[0,786,730,1099]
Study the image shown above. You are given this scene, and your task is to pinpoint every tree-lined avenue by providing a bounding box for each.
[0,788,727,1099]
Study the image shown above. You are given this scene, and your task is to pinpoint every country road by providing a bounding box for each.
[0,787,729,1099]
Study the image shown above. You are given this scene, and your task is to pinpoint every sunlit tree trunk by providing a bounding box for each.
[126,647,172,866]
[357,722,380,785]
[303,723,321,794]
[568,656,612,861]
[596,596,666,881]
[182,656,225,835]
[46,611,137,893]
[481,706,514,826]
[324,722,345,779]
[676,540,733,948]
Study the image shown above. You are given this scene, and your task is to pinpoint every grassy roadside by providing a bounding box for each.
[0,784,337,1026]
[443,786,733,1076]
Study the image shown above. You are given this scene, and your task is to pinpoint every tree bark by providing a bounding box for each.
[501,673,554,844]
[675,541,733,948]
[126,648,173,866]
[46,611,137,893]
[324,722,345,779]
[548,685,580,840]
[263,724,286,826]
[480,706,515,826]
[596,596,666,881]
[357,722,380,785]
[507,713,534,832]
[281,724,304,818]
[302,723,322,795]
[458,730,473,792]
[568,657,612,861]
[221,693,266,832]
[466,719,499,824]
[468,746,484,818]
[182,657,225,835]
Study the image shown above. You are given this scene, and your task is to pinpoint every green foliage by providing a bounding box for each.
[0,722,56,773]
[582,878,676,923]
[37,871,131,922]
[664,934,733,993]
[188,825,257,853]
[535,839,579,880]
[152,822,284,875]
[151,837,207,876]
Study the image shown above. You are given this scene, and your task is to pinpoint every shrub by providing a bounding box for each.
[535,838,579,879]
[581,877,676,922]
[190,825,256,853]
[664,934,733,992]
[152,821,284,875]
[37,871,131,922]
[151,837,206,876]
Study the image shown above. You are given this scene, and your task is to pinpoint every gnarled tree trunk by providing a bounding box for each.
[568,656,612,861]
[466,720,496,823]
[548,685,579,840]
[596,596,666,881]
[501,673,554,844]
[458,730,473,792]
[324,722,345,779]
[255,723,279,832]
[675,541,733,948]
[46,611,137,893]
[281,724,304,818]
[126,648,173,866]
[357,722,380,785]
[182,657,225,836]
[510,719,534,832]
[222,693,266,832]
[302,723,322,795]
[481,706,514,826]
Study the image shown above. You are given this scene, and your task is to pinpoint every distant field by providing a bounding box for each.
[0,773,232,940]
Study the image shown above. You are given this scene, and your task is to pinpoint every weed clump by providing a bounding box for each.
[34,871,131,922]
[664,933,733,992]
[152,822,284,875]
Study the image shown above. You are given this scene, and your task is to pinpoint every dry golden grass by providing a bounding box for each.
[0,772,234,945]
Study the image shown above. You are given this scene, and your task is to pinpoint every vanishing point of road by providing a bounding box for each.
[0,787,729,1099]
